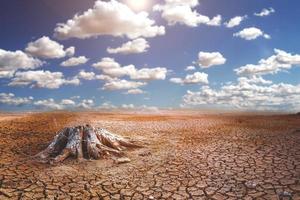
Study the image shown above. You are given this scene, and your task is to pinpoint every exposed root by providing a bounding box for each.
[35,124,142,163]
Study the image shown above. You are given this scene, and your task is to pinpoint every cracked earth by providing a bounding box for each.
[0,111,299,199]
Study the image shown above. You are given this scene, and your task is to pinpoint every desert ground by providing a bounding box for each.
[0,111,299,200]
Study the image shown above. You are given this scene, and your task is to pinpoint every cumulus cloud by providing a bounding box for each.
[185,66,196,71]
[107,38,150,54]
[8,70,80,89]
[234,27,270,40]
[77,99,94,109]
[122,104,160,112]
[92,57,161,91]
[121,104,135,109]
[198,51,226,68]
[34,99,65,110]
[60,56,89,67]
[98,101,117,109]
[61,99,76,106]
[99,103,158,112]
[124,88,145,95]
[96,74,119,82]
[254,7,275,17]
[182,77,300,111]
[170,72,208,85]
[131,68,168,81]
[97,102,159,111]
[0,71,15,79]
[76,70,97,80]
[92,57,168,80]
[92,57,133,78]
[0,93,33,106]
[235,49,300,76]
[224,15,247,28]
[102,79,146,90]
[0,93,94,110]
[153,0,221,27]
[139,105,160,112]
[0,49,43,78]
[237,76,272,85]
[34,98,94,110]
[206,15,222,26]
[54,0,165,40]
[25,36,75,59]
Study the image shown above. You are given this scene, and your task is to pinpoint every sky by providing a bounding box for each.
[0,0,300,112]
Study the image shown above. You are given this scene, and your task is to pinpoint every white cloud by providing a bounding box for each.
[153,0,221,27]
[54,0,165,40]
[182,77,300,111]
[170,72,208,85]
[224,15,247,28]
[254,7,275,17]
[131,67,168,80]
[91,56,166,92]
[61,99,76,106]
[92,57,168,80]
[102,79,146,90]
[34,98,94,110]
[97,102,159,111]
[198,51,226,68]
[0,49,43,78]
[107,38,150,54]
[139,105,159,112]
[121,104,135,109]
[60,56,89,67]
[185,66,196,71]
[263,34,271,39]
[25,36,75,59]
[0,71,15,79]
[0,94,97,110]
[110,103,159,111]
[237,76,272,85]
[98,101,117,109]
[0,94,95,110]
[76,70,96,80]
[96,74,119,82]
[70,96,81,100]
[235,49,300,76]
[124,88,145,94]
[34,98,65,110]
[164,0,199,7]
[92,57,121,69]
[0,93,33,106]
[77,99,94,109]
[234,27,270,40]
[206,15,222,26]
[92,57,134,78]
[8,70,80,89]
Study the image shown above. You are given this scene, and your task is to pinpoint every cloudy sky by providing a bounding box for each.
[1,0,300,111]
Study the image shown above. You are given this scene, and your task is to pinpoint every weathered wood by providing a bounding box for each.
[35,124,142,163]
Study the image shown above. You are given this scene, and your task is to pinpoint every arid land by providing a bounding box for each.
[0,111,299,200]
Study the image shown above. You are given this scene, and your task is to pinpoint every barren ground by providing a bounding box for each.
[0,111,299,200]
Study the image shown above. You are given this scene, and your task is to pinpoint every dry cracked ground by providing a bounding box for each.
[0,111,299,200]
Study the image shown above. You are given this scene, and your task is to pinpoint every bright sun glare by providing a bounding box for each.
[125,0,150,11]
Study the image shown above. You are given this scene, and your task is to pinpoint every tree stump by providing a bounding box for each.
[35,124,141,163]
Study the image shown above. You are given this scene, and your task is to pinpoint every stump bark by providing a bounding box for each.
[36,124,141,163]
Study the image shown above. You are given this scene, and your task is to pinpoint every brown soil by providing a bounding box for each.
[0,111,299,199]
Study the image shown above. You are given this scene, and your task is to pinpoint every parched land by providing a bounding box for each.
[0,111,299,200]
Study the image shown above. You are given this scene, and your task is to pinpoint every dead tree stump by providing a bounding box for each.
[35,124,141,163]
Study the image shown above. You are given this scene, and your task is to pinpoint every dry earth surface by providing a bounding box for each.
[0,111,299,200]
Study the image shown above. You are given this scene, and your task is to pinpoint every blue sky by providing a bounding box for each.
[0,0,300,111]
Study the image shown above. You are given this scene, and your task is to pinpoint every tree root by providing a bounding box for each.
[35,124,142,163]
